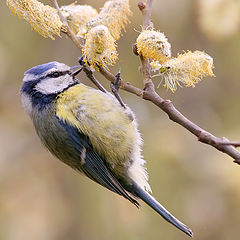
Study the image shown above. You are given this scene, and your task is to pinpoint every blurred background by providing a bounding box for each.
[1,0,240,239]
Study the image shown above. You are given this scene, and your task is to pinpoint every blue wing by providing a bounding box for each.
[58,119,139,207]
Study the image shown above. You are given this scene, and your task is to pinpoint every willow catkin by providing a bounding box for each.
[136,30,171,63]
[86,0,132,40]
[151,51,215,92]
[83,25,118,68]
[7,0,62,39]
[60,4,98,35]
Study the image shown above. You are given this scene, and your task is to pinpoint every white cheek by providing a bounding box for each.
[21,93,33,116]
[35,76,74,94]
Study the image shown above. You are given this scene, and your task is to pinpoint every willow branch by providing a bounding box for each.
[138,0,153,30]
[98,65,143,96]
[141,86,240,164]
[136,0,240,164]
[138,1,153,86]
[52,0,240,164]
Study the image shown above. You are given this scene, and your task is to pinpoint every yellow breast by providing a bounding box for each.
[55,84,136,176]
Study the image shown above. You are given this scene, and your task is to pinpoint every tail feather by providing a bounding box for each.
[132,183,193,238]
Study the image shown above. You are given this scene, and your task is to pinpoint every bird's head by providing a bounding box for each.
[21,61,81,114]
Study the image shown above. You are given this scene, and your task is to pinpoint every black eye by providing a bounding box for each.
[51,72,60,78]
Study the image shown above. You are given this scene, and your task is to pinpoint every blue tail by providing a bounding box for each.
[132,183,193,237]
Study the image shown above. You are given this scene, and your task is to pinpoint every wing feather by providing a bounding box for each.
[58,119,139,207]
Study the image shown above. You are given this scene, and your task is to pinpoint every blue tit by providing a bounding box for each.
[20,61,193,237]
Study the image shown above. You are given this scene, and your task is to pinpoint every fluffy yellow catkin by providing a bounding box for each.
[60,4,98,35]
[86,0,132,40]
[83,25,118,68]
[6,0,62,39]
[136,30,171,64]
[151,51,215,93]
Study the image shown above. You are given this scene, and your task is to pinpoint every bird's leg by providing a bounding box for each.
[78,57,108,94]
[111,71,126,109]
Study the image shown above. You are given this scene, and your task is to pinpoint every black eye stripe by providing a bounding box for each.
[21,70,71,94]
[46,70,70,78]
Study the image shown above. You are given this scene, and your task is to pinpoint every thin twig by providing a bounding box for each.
[110,72,127,109]
[98,65,143,96]
[51,0,84,48]
[138,1,154,86]
[138,1,153,30]
[79,62,107,93]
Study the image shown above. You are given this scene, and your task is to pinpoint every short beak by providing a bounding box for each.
[70,65,82,77]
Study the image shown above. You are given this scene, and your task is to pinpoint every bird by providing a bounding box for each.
[20,61,193,237]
